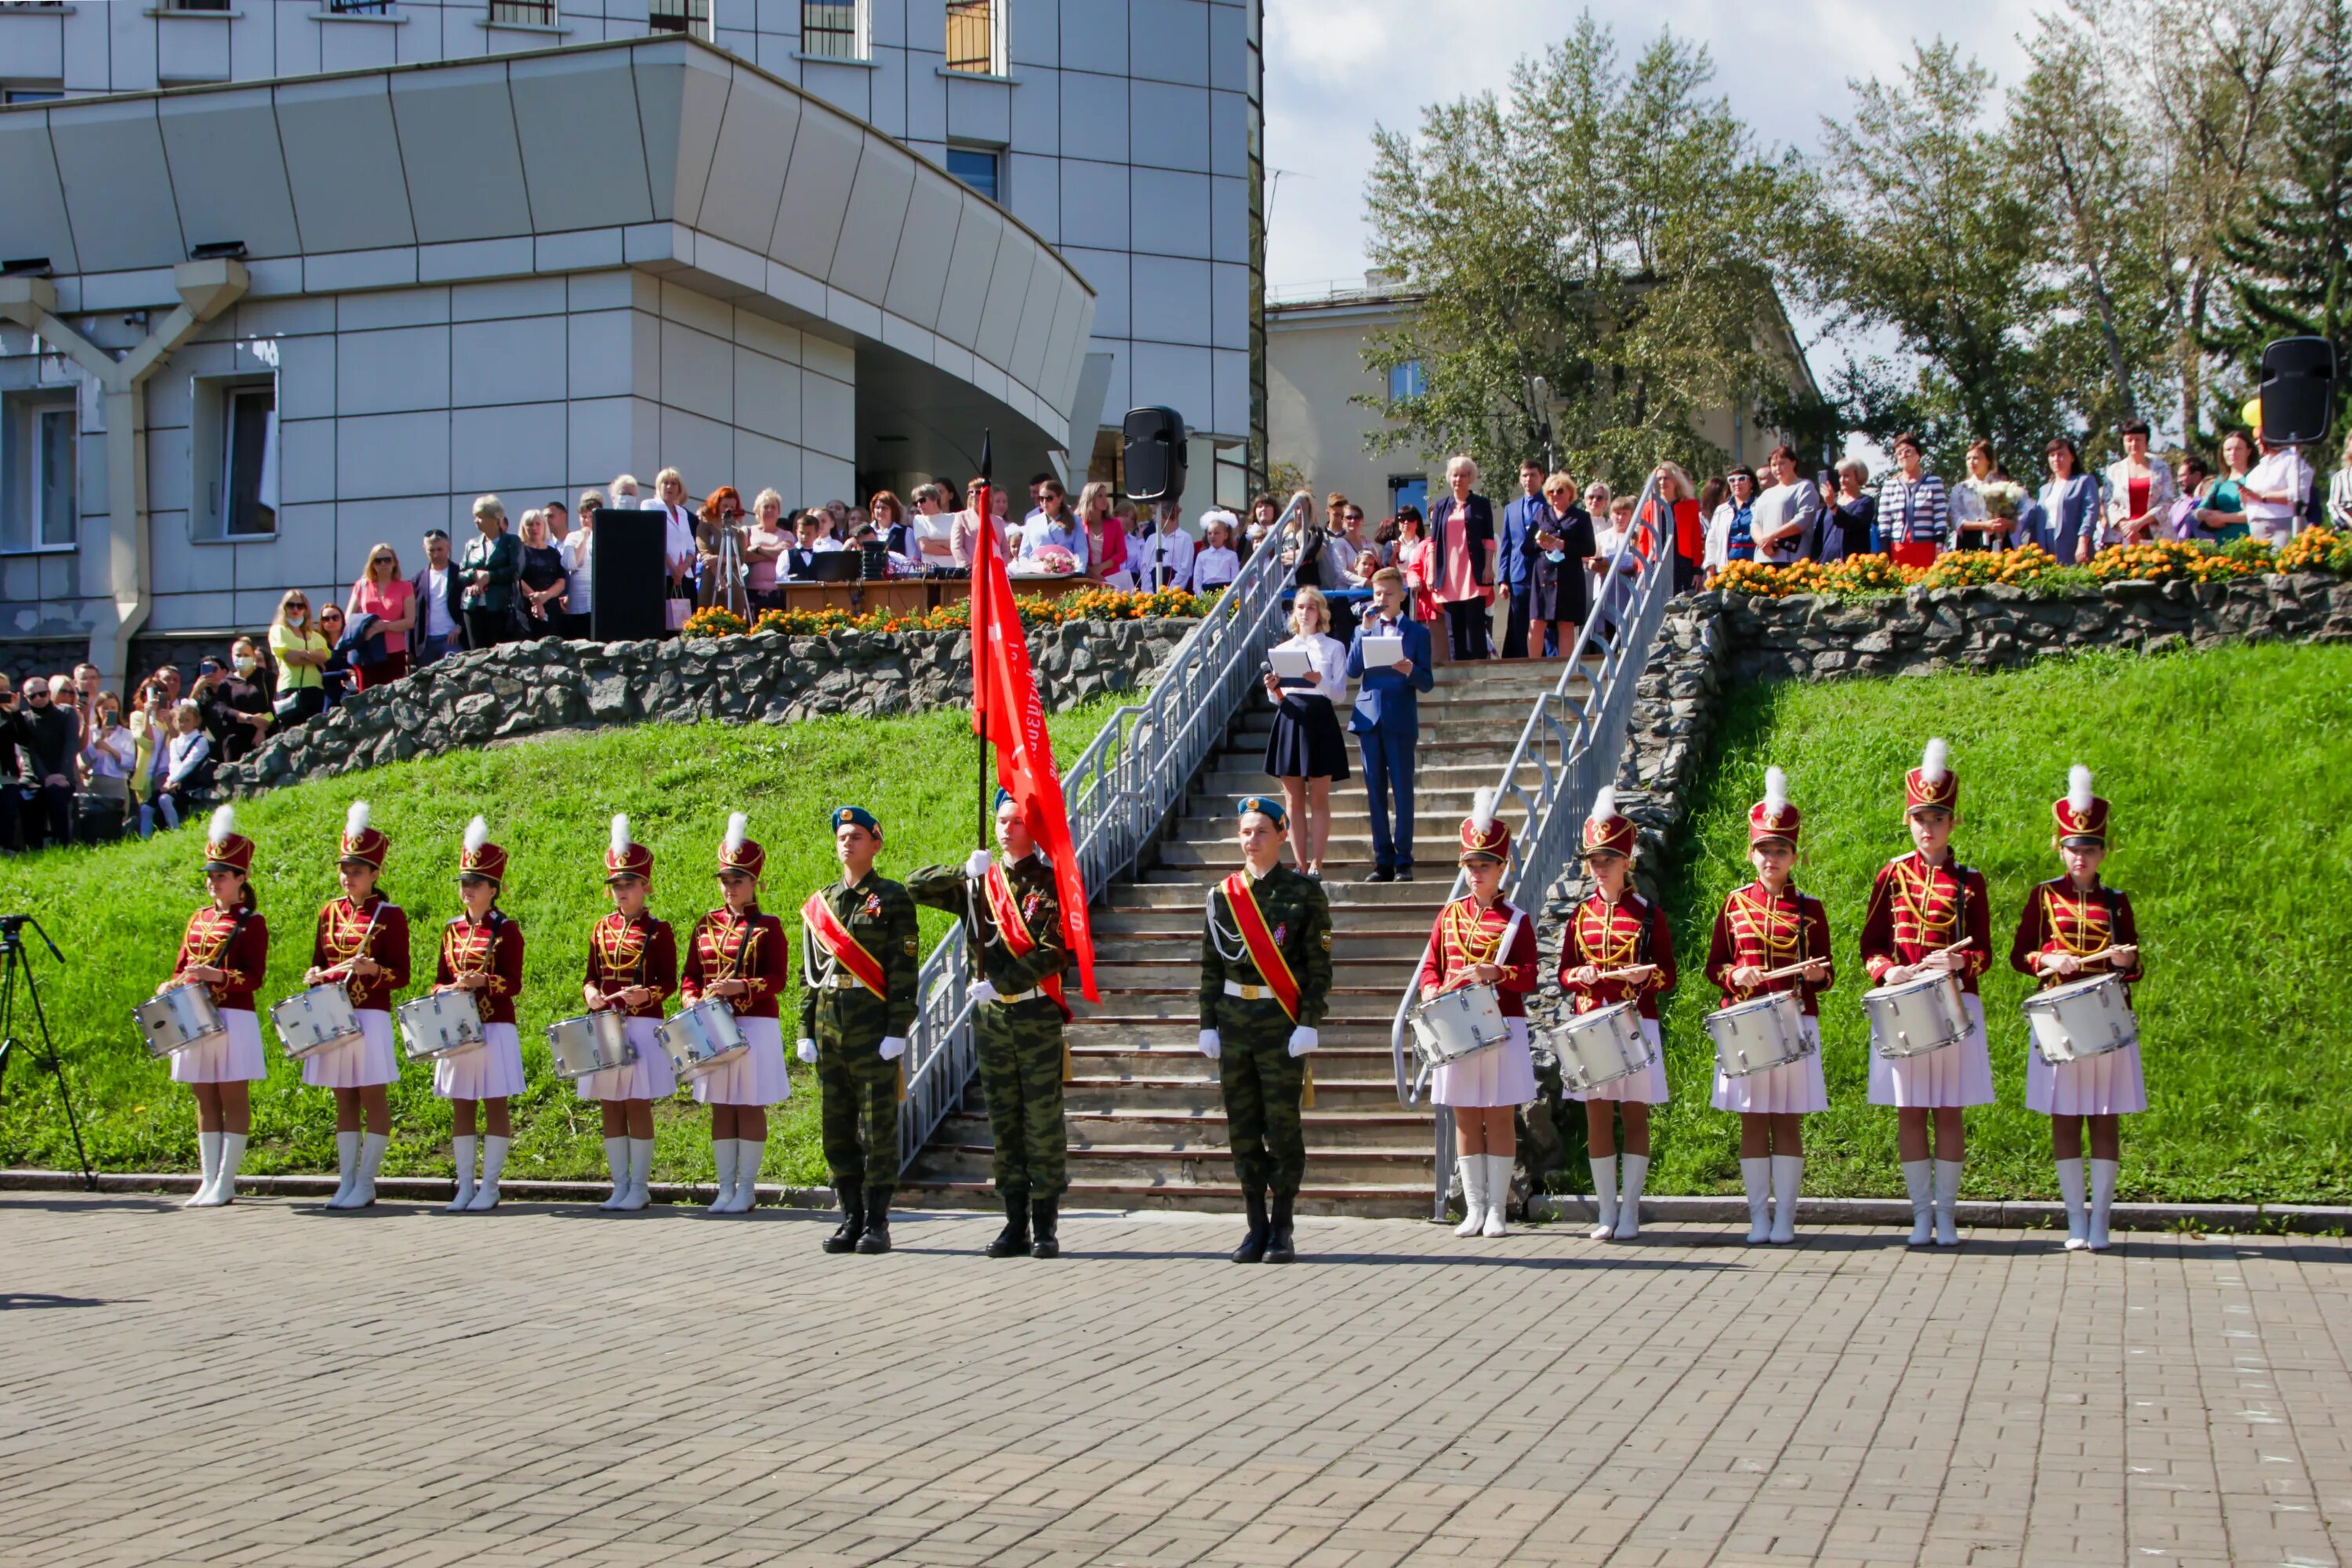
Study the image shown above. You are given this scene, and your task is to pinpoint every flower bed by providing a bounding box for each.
[1711,536,2350,601]
[683,586,1218,640]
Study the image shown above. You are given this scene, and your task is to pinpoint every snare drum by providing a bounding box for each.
[397,990,485,1062]
[1545,1002,1655,1094]
[1408,982,1508,1065]
[2022,974,2138,1065]
[1707,991,1811,1079]
[1863,972,1969,1060]
[546,1010,638,1080]
[270,984,365,1060]
[133,985,225,1058]
[659,998,747,1080]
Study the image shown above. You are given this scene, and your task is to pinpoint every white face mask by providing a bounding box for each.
[234,656,258,676]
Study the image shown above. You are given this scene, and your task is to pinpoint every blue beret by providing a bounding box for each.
[1237,795,1288,829]
[994,787,1015,810]
[833,805,878,833]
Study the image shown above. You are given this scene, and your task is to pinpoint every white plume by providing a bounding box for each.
[1921,737,1949,785]
[1471,786,1497,833]
[208,804,236,843]
[2068,764,2095,813]
[463,815,489,855]
[1762,767,1788,815]
[343,800,371,837]
[609,813,630,858]
[1588,785,1617,823]
[724,811,749,852]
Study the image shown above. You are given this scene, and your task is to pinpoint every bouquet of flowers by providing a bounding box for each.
[1008,544,1081,578]
[1975,479,2026,521]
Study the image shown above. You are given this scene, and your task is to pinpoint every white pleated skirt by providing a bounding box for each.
[169,1009,267,1085]
[691,1015,791,1107]
[1569,1017,1668,1105]
[1711,1017,1828,1114]
[1867,993,1997,1109]
[301,1008,400,1089]
[1432,1016,1538,1108]
[434,1020,527,1100]
[2027,1036,2147,1116]
[575,1016,677,1102]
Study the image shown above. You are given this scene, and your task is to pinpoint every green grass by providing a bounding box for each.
[1642,640,2352,1203]
[0,703,1120,1189]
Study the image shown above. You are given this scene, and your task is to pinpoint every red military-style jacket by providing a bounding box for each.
[1415,896,1540,1018]
[172,905,270,1014]
[1706,880,1835,1015]
[437,912,525,1027]
[1858,851,1994,996]
[2009,877,2143,992]
[1556,890,1676,1021]
[681,906,789,1021]
[583,912,678,1020]
[310,895,411,1012]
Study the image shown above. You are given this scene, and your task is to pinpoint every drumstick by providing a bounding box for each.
[1757,959,1824,983]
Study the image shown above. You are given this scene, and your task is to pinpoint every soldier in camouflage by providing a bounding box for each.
[909,789,1072,1259]
[796,805,921,1255]
[1199,795,1334,1263]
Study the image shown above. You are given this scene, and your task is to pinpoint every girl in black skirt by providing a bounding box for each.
[1259,586,1350,879]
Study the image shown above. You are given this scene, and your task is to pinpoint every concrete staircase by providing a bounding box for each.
[899,655,1597,1216]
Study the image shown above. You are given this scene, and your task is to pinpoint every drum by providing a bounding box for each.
[1407,984,1508,1073]
[546,1010,638,1080]
[269,984,365,1060]
[397,990,485,1062]
[132,985,225,1059]
[1707,991,1810,1079]
[658,998,747,1080]
[1546,1002,1654,1094]
[2022,973,2138,1065]
[1863,972,1970,1060]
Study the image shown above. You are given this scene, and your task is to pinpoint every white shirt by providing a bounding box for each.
[559,531,593,610]
[1273,631,1349,704]
[2244,448,2311,541]
[1751,482,1801,564]
[1132,526,1195,590]
[911,509,956,556]
[1323,532,1362,588]
[1593,523,1641,621]
[423,564,456,637]
[1191,545,1240,590]
[659,503,695,569]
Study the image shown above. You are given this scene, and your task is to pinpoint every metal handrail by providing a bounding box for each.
[1385,474,1680,1220]
[897,495,1307,1172]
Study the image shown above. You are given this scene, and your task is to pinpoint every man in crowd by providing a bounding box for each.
[1347,567,1434,884]
[1498,458,1548,658]
[0,675,19,851]
[412,529,465,666]
[11,674,76,848]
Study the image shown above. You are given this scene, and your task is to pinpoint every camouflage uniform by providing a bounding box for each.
[1200,864,1333,1203]
[909,856,1070,1199]
[800,871,920,1199]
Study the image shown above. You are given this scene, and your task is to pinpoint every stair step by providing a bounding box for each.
[1090,960,1413,989]
[1164,815,1526,846]
[1056,1080,1406,1113]
[889,1179,1435,1218]
[931,1109,1429,1152]
[1113,878,1452,906]
[1094,927,1436,959]
[1095,911,1442,938]
[910,1143,1429,1187]
[1063,1022,1399,1047]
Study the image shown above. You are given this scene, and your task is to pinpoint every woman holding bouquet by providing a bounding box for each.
[1951,441,2018,551]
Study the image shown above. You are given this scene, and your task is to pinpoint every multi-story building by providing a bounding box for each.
[0,0,1263,677]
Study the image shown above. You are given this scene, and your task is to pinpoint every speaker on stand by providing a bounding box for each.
[2259,336,2336,445]
[1122,406,1188,505]
[590,509,670,642]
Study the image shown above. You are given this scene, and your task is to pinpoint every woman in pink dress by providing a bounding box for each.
[1078,481,1130,587]
[1428,455,1497,660]
[345,543,416,689]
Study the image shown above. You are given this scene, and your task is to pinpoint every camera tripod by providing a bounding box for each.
[0,913,93,1189]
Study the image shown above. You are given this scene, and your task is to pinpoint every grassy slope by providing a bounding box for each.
[0,703,1118,1189]
[1646,640,2352,1203]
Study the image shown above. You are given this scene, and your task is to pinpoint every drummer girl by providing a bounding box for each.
[1415,790,1541,1239]
[1858,740,1994,1248]
[303,800,410,1210]
[1557,787,1674,1242]
[434,817,527,1212]
[679,812,792,1214]
[2010,766,2143,1251]
[1706,767,1833,1245]
[579,815,678,1211]
[157,808,269,1209]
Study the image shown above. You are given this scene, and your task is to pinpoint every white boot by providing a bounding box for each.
[350,1131,388,1209]
[1587,1156,1618,1240]
[1741,1156,1772,1244]
[1614,1154,1649,1240]
[1901,1159,1933,1247]
[1769,1155,1802,1244]
[2089,1158,2118,1250]
[597,1135,629,1210]
[185,1131,222,1210]
[1454,1154,1486,1237]
[2055,1156,2089,1250]
[619,1138,654,1211]
[1482,1154,1512,1236]
[203,1132,248,1207]
[326,1131,361,1208]
[445,1135,477,1212]
[466,1135,509,1210]
[707,1139,739,1214]
[1932,1160,1963,1247]
[728,1140,764,1212]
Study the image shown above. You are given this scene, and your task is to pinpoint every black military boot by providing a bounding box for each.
[856,1186,894,1254]
[986,1189,1031,1258]
[1230,1187,1271,1263]
[1265,1192,1297,1263]
[1029,1194,1061,1258]
[823,1182,865,1254]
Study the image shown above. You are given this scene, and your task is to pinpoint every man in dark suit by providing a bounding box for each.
[1345,568,1436,883]
[1425,454,1496,660]
[412,528,467,666]
[1497,458,1548,659]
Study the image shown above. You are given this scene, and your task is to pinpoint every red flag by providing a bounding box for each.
[970,485,1100,1001]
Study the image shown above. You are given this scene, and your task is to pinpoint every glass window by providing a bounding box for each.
[1388,361,1425,401]
[647,0,710,36]
[3,88,65,104]
[488,0,554,22]
[946,146,1000,203]
[34,406,74,550]
[801,1,861,57]
[944,0,1001,74]
[1388,476,1428,518]
[222,385,278,539]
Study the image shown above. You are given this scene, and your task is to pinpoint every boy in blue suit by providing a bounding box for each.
[1346,567,1436,883]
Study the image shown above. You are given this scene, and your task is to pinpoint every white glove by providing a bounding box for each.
[964,849,993,880]
[878,1035,907,1062]
[1287,1025,1319,1057]
[966,979,999,1006]
[796,1036,818,1065]
[1197,1029,1221,1061]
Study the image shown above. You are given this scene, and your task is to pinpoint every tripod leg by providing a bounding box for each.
[13,950,95,1191]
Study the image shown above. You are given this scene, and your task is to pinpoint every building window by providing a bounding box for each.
[3,398,77,553]
[165,0,234,9]
[326,0,395,13]
[944,0,1004,75]
[1388,475,1428,520]
[801,1,863,58]
[3,87,66,105]
[488,0,554,22]
[1388,361,1425,401]
[220,384,278,539]
[648,0,710,38]
[946,145,1000,203]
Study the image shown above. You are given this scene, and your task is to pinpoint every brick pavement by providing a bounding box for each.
[2,1195,2347,1567]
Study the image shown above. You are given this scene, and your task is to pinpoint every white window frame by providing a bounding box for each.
[3,394,79,555]
[798,0,867,61]
[190,372,280,544]
[645,0,711,42]
[943,0,1006,77]
[944,142,1004,204]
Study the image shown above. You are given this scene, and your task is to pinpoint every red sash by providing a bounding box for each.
[1221,871,1301,1023]
[800,891,887,999]
[985,863,1072,1022]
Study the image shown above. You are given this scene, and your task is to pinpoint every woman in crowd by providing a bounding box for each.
[867,490,910,568]
[1526,471,1593,658]
[1079,481,1130,587]
[1389,504,1440,647]
[129,677,169,837]
[434,817,527,1212]
[155,807,269,1207]
[2331,429,2352,532]
[314,603,352,710]
[1274,497,1332,592]
[1878,434,1950,562]
[1192,510,1241,591]
[742,489,789,611]
[2191,429,2255,543]
[680,814,793,1214]
[560,492,600,638]
[1418,792,1540,1239]
[203,640,272,764]
[1818,459,1877,561]
[267,590,332,723]
[2038,439,2103,562]
[1702,466,1761,578]
[580,815,677,1211]
[952,482,1015,570]
[1644,463,1703,593]
[694,488,747,615]
[1951,440,2015,551]
[158,699,212,829]
[907,483,960,575]
[652,469,698,631]
[2012,766,2143,1250]
[1591,495,1646,637]
[1707,768,1834,1245]
[2102,422,2175,550]
[1023,481,1087,569]
[459,495,521,651]
[303,802,410,1211]
[515,509,568,632]
[1259,586,1348,880]
[346,546,416,691]
[80,689,136,815]
[1428,456,1497,659]
[1245,492,1283,560]
[1558,787,1673,1241]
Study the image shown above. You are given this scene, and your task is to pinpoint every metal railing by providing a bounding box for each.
[1386,474,1680,1220]
[897,497,1305,1173]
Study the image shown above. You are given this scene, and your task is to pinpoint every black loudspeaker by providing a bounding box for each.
[2259,336,2336,445]
[1122,405,1188,503]
[591,509,669,641]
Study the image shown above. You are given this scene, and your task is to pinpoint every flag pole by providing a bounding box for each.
[975,431,993,854]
